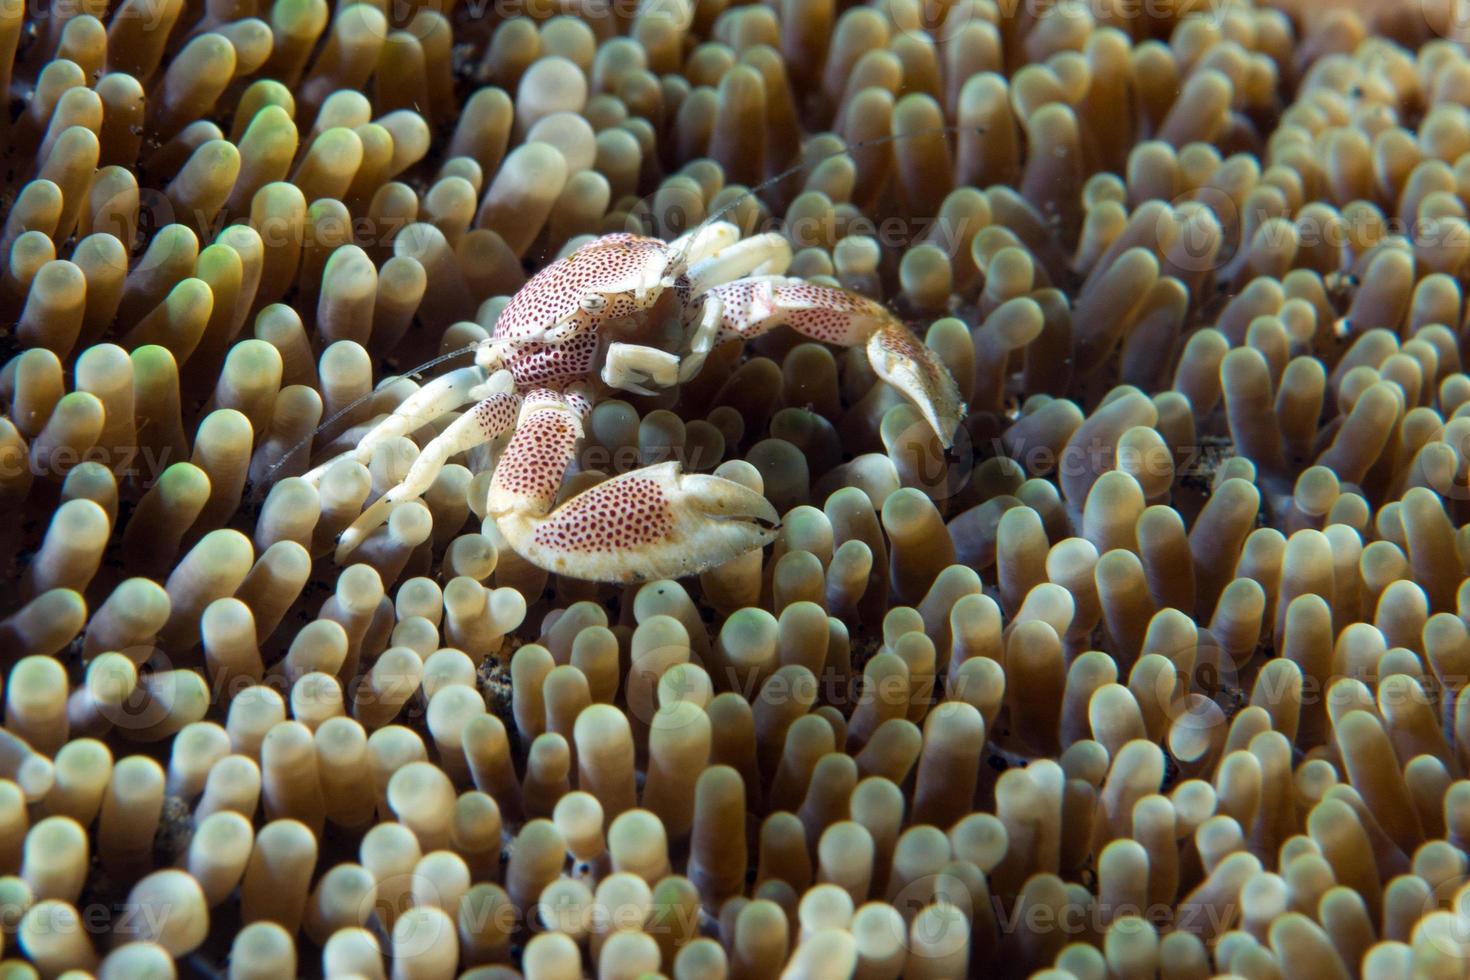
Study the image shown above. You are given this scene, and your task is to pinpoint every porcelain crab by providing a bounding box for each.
[304,221,965,584]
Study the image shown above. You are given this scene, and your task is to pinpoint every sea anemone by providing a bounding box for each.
[4,0,1470,977]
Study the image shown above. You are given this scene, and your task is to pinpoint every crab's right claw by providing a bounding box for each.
[866,323,966,449]
[497,461,779,584]
[602,342,681,395]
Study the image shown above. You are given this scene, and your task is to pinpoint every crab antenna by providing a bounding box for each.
[656,124,980,275]
[254,339,487,494]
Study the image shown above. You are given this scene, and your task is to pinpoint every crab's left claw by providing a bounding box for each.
[866,323,966,449]
[697,277,964,448]
[497,461,780,584]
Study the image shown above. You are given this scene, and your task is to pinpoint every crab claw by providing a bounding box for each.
[866,323,966,449]
[496,461,779,584]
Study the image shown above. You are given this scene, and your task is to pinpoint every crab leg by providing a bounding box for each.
[302,367,512,486]
[486,390,779,584]
[484,389,588,520]
[684,232,793,295]
[701,276,966,446]
[335,391,522,562]
[667,221,742,266]
[678,291,722,382]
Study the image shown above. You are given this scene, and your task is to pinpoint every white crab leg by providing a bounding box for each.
[685,232,793,295]
[667,220,742,266]
[335,390,522,562]
[678,292,723,382]
[302,367,511,486]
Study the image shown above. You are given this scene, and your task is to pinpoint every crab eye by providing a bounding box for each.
[580,294,607,312]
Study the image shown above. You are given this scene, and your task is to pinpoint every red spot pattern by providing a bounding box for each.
[473,393,520,435]
[707,280,778,343]
[563,387,593,418]
[876,323,924,359]
[530,475,673,553]
[495,234,671,342]
[490,407,580,510]
[873,323,950,392]
[506,334,601,390]
[709,279,889,346]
